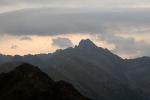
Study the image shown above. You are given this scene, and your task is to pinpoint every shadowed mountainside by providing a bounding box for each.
[0,63,90,100]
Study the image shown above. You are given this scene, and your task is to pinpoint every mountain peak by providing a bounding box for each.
[78,39,97,48]
[13,63,43,74]
[10,63,55,84]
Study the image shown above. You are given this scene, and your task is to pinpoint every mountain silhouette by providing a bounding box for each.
[0,63,90,100]
[0,39,150,100]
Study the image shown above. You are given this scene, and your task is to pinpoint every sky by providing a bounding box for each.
[0,0,150,58]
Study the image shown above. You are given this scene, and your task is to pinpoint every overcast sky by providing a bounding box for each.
[0,0,150,58]
[0,0,150,12]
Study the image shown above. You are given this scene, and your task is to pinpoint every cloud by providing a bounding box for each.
[97,33,150,58]
[10,45,18,49]
[0,8,150,36]
[0,0,150,8]
[20,36,32,41]
[52,37,74,48]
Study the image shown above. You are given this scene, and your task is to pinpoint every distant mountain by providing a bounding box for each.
[125,57,150,97]
[0,62,21,73]
[0,63,90,100]
[43,39,147,100]
[0,39,150,100]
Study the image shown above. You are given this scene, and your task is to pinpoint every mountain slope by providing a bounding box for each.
[43,39,146,100]
[125,57,150,98]
[0,63,90,100]
[0,39,150,100]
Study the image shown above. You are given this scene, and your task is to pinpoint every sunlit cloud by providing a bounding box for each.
[0,34,114,56]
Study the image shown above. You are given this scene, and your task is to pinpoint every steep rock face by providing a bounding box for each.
[0,63,90,100]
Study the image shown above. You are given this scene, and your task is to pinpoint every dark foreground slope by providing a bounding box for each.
[0,63,90,100]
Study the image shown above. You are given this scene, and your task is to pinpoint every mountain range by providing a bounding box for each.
[0,39,150,100]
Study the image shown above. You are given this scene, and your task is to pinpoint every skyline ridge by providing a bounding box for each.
[0,39,149,60]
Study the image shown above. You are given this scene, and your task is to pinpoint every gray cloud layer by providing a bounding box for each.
[98,33,150,57]
[0,8,150,36]
[0,0,150,8]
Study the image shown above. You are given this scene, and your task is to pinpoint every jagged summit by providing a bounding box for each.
[78,39,97,49]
